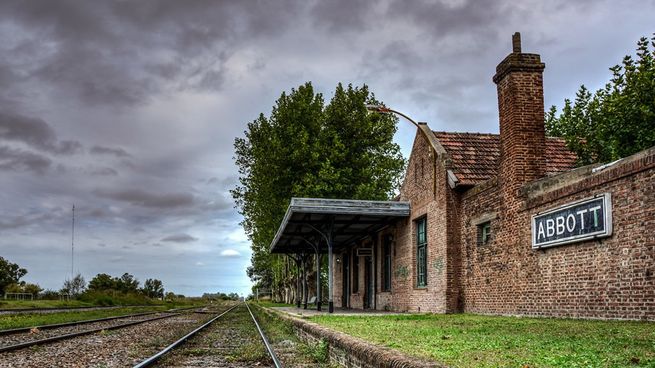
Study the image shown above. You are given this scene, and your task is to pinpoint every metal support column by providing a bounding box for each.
[316,244,322,311]
[328,217,334,313]
[302,255,308,309]
[372,234,378,310]
[295,255,301,308]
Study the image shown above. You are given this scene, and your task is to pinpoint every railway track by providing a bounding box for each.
[0,305,133,315]
[0,306,216,367]
[0,311,180,353]
[134,302,282,368]
[0,304,304,367]
[0,311,161,337]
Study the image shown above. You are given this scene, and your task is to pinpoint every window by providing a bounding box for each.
[416,217,427,287]
[352,252,359,293]
[383,235,392,291]
[477,221,492,245]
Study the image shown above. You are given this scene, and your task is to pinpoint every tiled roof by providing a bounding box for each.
[432,131,578,186]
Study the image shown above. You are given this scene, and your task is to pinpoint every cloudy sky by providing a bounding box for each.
[1,0,653,297]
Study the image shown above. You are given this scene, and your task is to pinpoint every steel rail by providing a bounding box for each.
[0,305,125,314]
[0,304,170,315]
[0,304,206,316]
[0,313,180,353]
[245,302,283,368]
[132,304,240,368]
[0,311,160,336]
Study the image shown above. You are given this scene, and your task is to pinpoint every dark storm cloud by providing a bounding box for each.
[90,146,131,158]
[0,0,299,107]
[86,167,119,177]
[84,208,112,219]
[0,211,57,230]
[310,0,371,33]
[161,234,198,243]
[387,0,504,37]
[94,188,195,209]
[0,146,52,174]
[0,112,82,154]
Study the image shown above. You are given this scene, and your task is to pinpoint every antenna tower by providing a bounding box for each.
[71,204,75,280]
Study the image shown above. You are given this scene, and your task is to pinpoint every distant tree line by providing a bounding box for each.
[0,256,168,303]
[201,292,240,301]
[78,272,164,299]
[83,273,165,299]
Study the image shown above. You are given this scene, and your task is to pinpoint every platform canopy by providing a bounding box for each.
[270,197,410,254]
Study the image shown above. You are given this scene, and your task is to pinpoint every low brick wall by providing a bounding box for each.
[264,308,446,368]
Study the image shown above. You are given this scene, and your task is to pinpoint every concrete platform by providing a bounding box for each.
[272,306,404,317]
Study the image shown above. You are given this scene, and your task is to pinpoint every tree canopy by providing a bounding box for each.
[0,256,27,294]
[61,273,86,297]
[87,272,141,294]
[546,35,655,165]
[232,82,405,291]
[142,278,164,298]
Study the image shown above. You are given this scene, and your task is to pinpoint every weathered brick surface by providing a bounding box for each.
[395,129,450,313]
[460,149,655,319]
[264,307,446,368]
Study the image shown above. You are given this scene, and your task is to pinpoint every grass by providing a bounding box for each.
[250,304,339,367]
[0,305,173,330]
[309,313,655,367]
[0,299,96,309]
[252,300,295,308]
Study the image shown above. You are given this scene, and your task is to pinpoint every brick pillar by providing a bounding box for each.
[493,32,546,202]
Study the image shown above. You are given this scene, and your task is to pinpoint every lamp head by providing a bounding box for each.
[365,104,391,113]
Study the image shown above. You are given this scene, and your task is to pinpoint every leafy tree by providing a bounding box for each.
[5,282,42,295]
[142,278,164,298]
[233,82,404,294]
[22,283,42,295]
[546,35,655,165]
[0,256,27,294]
[88,273,116,291]
[40,289,60,300]
[61,274,86,297]
[116,273,139,293]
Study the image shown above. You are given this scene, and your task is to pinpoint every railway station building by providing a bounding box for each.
[270,34,655,320]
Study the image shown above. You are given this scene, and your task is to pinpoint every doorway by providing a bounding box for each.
[364,256,374,309]
[341,253,350,308]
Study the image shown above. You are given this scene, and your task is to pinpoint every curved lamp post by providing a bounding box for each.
[366,104,443,196]
[366,105,421,129]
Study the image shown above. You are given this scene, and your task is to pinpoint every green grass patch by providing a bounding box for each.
[252,301,295,308]
[0,299,95,309]
[309,313,655,367]
[251,304,339,367]
[0,305,172,330]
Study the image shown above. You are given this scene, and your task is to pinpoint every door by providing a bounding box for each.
[364,256,374,309]
[341,253,350,308]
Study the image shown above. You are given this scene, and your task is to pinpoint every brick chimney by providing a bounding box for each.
[493,32,546,199]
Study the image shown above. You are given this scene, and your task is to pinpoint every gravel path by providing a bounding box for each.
[0,311,215,368]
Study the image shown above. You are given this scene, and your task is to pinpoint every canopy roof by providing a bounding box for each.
[270,198,410,254]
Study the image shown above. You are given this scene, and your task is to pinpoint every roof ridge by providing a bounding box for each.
[432,131,499,136]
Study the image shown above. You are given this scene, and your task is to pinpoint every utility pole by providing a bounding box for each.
[71,204,75,281]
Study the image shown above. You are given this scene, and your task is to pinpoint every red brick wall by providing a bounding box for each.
[460,149,655,319]
[393,130,450,313]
